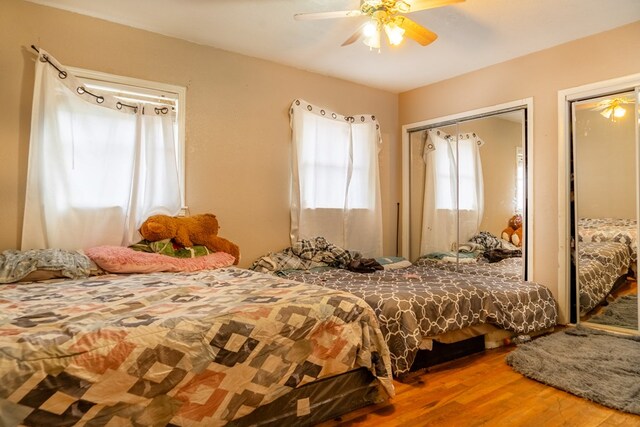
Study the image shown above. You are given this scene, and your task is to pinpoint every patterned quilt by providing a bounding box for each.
[0,268,393,426]
[579,217,638,264]
[283,265,557,376]
[578,241,631,315]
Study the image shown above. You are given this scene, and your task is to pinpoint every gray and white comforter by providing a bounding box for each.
[416,256,523,281]
[283,265,557,376]
[579,217,638,264]
[578,241,631,314]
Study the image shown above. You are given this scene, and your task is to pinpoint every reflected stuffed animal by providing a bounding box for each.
[501,214,523,247]
[140,213,240,264]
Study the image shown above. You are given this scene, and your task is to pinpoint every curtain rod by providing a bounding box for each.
[30,44,139,113]
[31,44,68,79]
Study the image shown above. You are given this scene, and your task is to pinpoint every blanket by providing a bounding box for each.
[250,237,357,274]
[0,249,91,283]
[0,268,393,425]
[129,239,211,258]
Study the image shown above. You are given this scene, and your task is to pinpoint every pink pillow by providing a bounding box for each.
[85,246,235,273]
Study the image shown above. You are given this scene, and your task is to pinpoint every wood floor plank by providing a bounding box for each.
[318,344,640,426]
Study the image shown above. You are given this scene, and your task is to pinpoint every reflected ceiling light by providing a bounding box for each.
[594,97,633,122]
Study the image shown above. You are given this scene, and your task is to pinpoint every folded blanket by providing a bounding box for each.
[129,239,211,258]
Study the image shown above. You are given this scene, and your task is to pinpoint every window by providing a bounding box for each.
[22,49,186,250]
[434,136,482,211]
[298,114,376,210]
[70,67,187,211]
[290,99,382,257]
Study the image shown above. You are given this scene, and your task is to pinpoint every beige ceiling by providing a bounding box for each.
[26,0,640,93]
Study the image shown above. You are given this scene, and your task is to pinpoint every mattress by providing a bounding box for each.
[0,268,393,426]
[283,265,557,376]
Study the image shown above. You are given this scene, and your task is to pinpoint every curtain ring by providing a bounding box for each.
[155,106,169,115]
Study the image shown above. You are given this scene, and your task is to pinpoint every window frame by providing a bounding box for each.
[67,66,187,212]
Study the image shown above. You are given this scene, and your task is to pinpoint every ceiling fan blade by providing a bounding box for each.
[294,10,363,20]
[341,22,368,46]
[405,0,465,13]
[397,16,438,46]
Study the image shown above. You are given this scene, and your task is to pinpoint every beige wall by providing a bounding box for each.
[575,107,636,220]
[400,21,640,312]
[0,0,399,266]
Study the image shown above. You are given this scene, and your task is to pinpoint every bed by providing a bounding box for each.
[577,241,631,315]
[281,264,557,377]
[419,240,631,316]
[0,267,393,426]
[579,217,638,270]
[415,256,522,282]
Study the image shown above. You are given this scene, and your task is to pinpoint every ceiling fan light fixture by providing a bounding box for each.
[363,27,381,50]
[384,21,405,45]
[396,0,411,13]
[363,20,378,37]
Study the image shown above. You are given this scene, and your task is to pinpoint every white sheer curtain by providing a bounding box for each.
[420,129,484,255]
[22,49,181,250]
[290,99,382,257]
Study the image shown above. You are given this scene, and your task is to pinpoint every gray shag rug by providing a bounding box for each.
[589,295,638,329]
[506,326,640,415]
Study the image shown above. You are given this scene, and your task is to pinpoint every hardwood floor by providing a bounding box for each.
[318,342,640,427]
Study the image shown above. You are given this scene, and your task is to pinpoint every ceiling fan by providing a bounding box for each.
[294,0,465,50]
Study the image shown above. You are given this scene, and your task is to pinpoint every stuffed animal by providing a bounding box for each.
[501,214,523,247]
[140,213,240,264]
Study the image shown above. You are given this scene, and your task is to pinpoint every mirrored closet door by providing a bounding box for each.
[404,105,529,280]
[572,88,640,332]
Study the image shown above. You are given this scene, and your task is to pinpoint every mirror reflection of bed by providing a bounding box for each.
[408,109,527,280]
[572,90,638,331]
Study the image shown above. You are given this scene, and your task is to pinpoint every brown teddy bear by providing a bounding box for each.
[140,213,240,264]
[501,214,523,247]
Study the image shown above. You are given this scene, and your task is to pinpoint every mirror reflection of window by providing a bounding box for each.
[405,104,529,281]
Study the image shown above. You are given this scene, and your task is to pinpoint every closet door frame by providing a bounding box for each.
[401,98,534,278]
[557,72,640,326]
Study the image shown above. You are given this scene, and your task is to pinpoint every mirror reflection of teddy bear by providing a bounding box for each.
[501,214,523,247]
